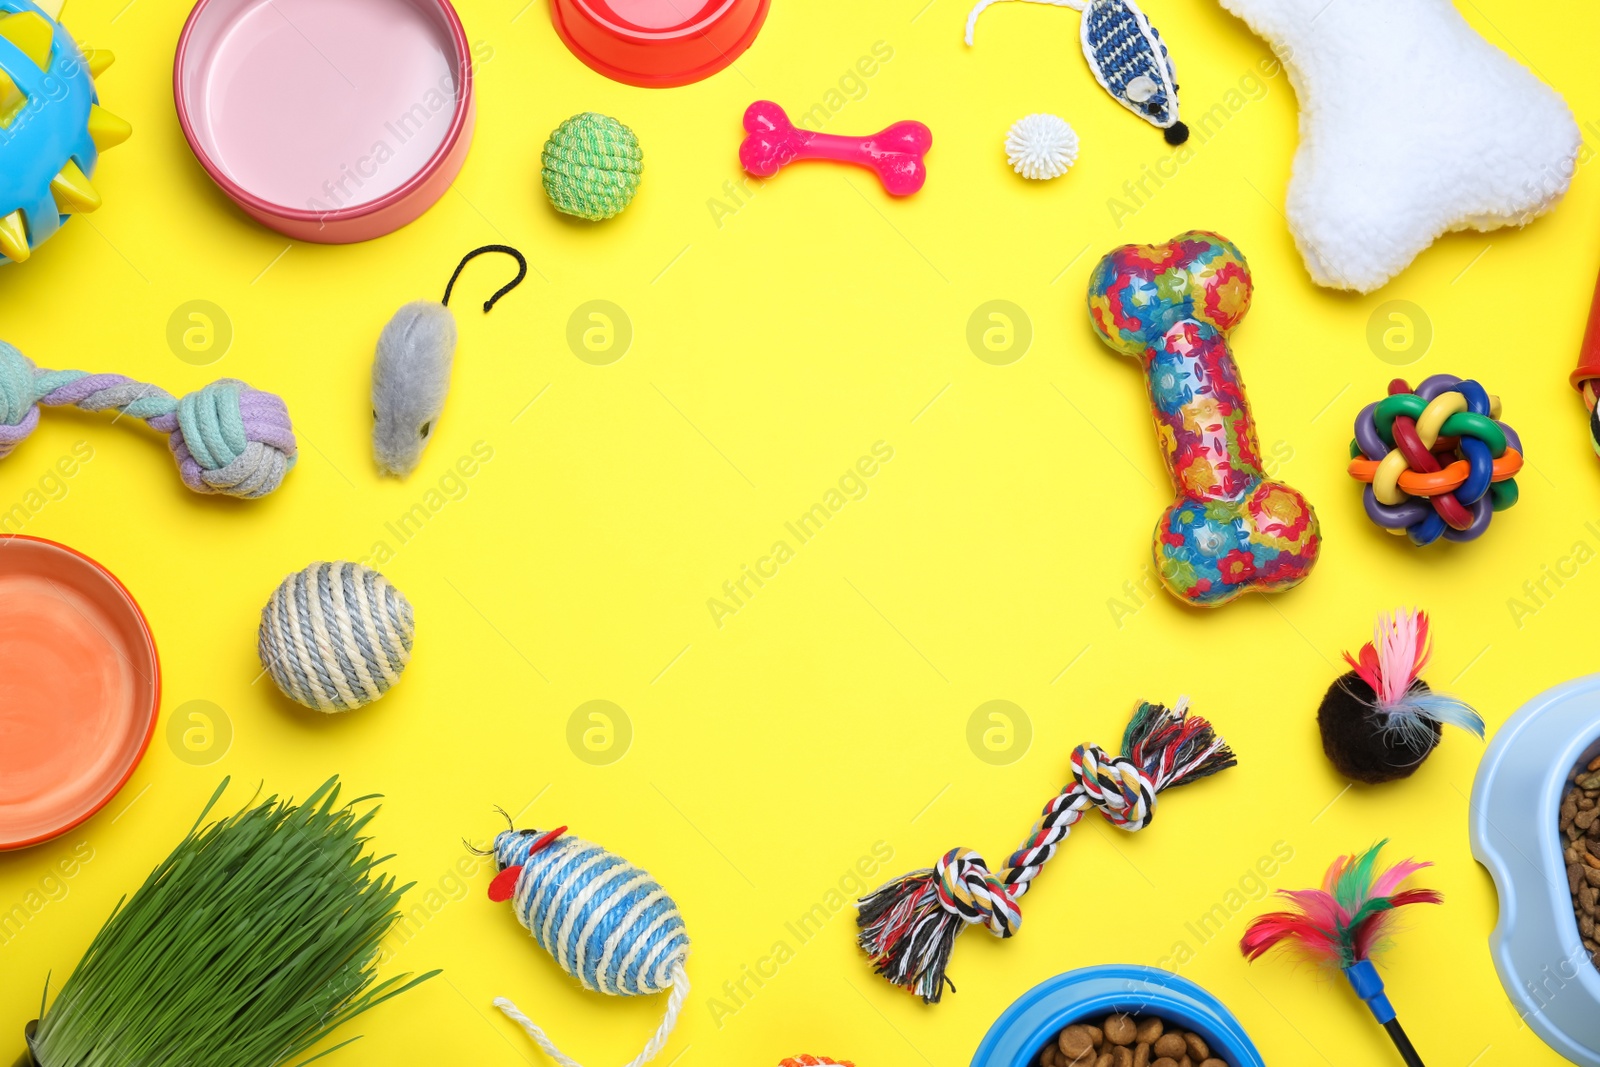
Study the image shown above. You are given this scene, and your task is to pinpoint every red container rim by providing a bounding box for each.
[551,0,771,88]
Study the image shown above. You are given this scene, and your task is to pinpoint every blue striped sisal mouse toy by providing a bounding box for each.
[487,823,691,1067]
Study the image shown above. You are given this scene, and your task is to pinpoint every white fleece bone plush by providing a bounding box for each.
[1218,0,1580,292]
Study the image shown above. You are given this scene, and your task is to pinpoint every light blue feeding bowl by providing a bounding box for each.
[971,965,1265,1067]
[1471,674,1600,1065]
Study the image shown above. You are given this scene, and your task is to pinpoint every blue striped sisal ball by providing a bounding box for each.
[493,829,690,996]
[257,561,414,712]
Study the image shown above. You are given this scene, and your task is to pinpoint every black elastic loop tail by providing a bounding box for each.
[442,244,529,313]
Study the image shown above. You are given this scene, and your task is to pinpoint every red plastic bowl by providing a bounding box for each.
[0,536,159,851]
[174,0,475,243]
[551,0,770,88]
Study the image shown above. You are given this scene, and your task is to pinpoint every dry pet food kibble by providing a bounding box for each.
[1103,1015,1137,1045]
[1153,1033,1186,1059]
[1038,1014,1231,1067]
[1561,752,1600,972]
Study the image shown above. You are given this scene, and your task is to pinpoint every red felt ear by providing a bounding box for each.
[486,826,567,903]
[527,825,567,854]
[488,865,523,903]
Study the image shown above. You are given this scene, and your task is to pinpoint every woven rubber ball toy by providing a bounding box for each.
[258,561,414,712]
[1347,373,1523,546]
[541,112,642,221]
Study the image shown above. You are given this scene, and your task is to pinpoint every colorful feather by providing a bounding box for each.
[1342,609,1484,744]
[1241,841,1442,969]
[1343,609,1429,706]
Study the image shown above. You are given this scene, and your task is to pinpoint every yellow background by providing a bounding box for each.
[1,0,1598,1063]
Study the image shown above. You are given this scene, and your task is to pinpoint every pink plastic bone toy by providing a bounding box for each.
[739,100,931,196]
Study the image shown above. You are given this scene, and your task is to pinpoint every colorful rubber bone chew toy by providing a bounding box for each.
[488,823,690,1067]
[1318,608,1483,785]
[0,0,130,264]
[1087,232,1321,607]
[1570,264,1600,457]
[0,341,296,497]
[1347,374,1523,546]
[965,0,1187,144]
[1242,842,1442,1067]
[739,100,931,196]
[858,700,1235,1003]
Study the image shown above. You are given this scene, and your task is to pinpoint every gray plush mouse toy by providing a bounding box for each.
[372,244,527,477]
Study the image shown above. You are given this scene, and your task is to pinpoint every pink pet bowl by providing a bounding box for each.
[551,0,770,88]
[174,0,474,243]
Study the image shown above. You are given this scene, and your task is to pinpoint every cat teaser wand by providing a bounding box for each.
[1240,841,1439,1067]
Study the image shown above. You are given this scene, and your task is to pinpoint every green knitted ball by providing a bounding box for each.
[540,113,643,222]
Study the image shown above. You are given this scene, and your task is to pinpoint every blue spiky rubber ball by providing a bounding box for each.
[0,0,129,265]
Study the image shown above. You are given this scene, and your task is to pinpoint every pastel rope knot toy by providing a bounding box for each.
[1347,374,1523,546]
[257,562,415,712]
[0,341,296,498]
[487,824,690,1067]
[1088,232,1320,606]
[857,700,1235,1002]
[780,1059,853,1066]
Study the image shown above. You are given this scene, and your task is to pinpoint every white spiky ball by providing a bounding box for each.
[1005,113,1079,181]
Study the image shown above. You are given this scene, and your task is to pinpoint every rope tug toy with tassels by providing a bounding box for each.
[0,340,296,497]
[484,821,690,1067]
[857,699,1236,1003]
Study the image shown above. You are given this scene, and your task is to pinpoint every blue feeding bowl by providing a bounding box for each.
[1472,674,1600,1065]
[0,0,129,264]
[971,965,1265,1067]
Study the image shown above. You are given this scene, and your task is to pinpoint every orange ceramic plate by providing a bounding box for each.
[0,536,159,850]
